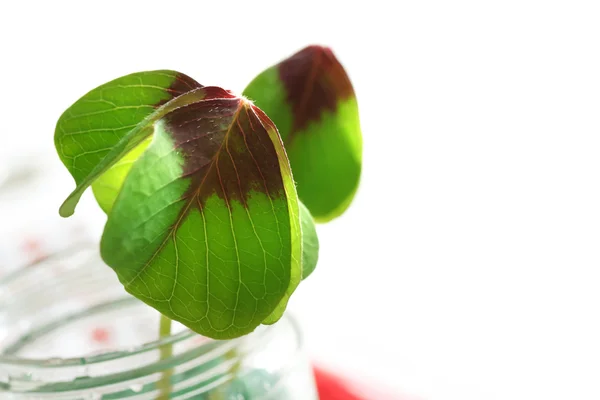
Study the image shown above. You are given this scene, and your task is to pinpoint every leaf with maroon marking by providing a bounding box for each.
[100,87,302,339]
[243,45,362,222]
[55,70,203,216]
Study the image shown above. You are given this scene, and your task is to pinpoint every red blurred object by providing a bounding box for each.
[314,366,365,400]
[314,366,416,400]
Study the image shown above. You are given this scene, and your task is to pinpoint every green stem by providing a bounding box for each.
[207,347,242,400]
[157,314,173,399]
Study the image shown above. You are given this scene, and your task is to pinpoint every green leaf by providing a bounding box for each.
[54,70,203,217]
[243,45,362,222]
[91,137,151,214]
[299,201,319,279]
[99,87,302,339]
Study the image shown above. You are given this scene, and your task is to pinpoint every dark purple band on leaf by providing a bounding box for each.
[164,91,285,209]
[279,45,354,133]
[156,72,204,107]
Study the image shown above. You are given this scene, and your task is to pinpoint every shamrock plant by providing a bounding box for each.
[55,45,362,340]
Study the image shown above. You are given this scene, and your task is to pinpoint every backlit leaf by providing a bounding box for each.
[243,45,362,222]
[55,70,203,217]
[99,87,301,339]
[91,136,151,214]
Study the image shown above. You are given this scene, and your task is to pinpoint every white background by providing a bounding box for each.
[1,1,600,399]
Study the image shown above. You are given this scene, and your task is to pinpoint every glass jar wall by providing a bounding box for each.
[0,246,318,399]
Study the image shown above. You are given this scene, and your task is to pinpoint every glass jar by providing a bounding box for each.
[0,246,318,399]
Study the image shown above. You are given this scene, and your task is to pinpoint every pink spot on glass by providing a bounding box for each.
[91,327,111,344]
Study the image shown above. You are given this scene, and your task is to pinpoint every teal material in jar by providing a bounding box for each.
[0,246,318,399]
